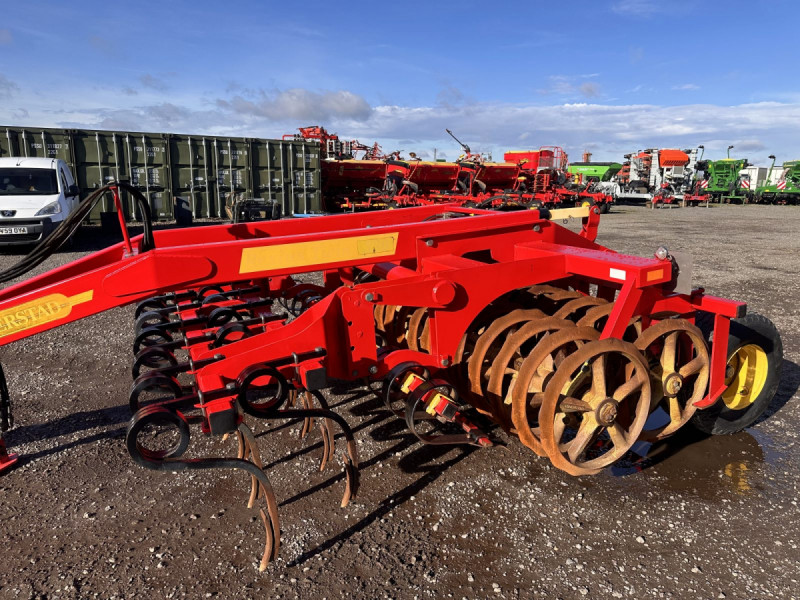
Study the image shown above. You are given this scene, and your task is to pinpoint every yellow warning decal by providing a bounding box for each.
[239,232,399,274]
[0,290,94,338]
[546,206,591,220]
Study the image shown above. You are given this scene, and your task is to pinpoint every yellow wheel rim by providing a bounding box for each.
[581,200,592,208]
[721,344,768,411]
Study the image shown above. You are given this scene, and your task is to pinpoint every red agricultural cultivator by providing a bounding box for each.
[286,126,613,212]
[0,183,783,569]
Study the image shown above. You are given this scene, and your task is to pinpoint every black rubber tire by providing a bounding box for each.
[600,202,610,214]
[690,313,783,435]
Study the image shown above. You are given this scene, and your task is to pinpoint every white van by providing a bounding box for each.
[0,157,81,245]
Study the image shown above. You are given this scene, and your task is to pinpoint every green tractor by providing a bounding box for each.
[754,155,800,204]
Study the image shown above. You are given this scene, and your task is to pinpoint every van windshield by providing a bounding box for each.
[0,168,59,195]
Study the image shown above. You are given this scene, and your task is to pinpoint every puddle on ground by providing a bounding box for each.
[599,418,785,501]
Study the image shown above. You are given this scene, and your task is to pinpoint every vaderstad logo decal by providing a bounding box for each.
[0,291,93,338]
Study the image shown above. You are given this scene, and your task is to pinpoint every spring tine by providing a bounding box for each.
[321,416,335,472]
[299,391,312,438]
[239,432,260,510]
[340,439,361,508]
[258,508,274,571]
[260,483,281,564]
[237,425,265,509]
[238,424,280,564]
[313,392,335,472]
[302,389,335,472]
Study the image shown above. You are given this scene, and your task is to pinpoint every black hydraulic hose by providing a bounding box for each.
[0,363,12,431]
[0,181,155,284]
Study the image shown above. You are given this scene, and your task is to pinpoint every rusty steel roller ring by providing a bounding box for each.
[466,309,548,395]
[485,316,575,432]
[236,364,290,418]
[634,318,710,440]
[509,326,600,456]
[552,295,608,322]
[405,308,429,352]
[539,338,652,476]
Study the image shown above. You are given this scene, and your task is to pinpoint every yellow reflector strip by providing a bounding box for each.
[400,372,423,395]
[0,290,94,338]
[426,393,448,415]
[547,206,591,220]
[239,232,399,274]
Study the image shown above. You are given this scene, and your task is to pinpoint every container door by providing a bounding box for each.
[73,130,125,222]
[124,134,172,221]
[170,135,212,218]
[213,137,252,218]
[0,128,23,157]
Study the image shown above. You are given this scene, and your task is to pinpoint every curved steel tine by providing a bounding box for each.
[299,391,313,439]
[306,391,332,471]
[237,424,264,509]
[340,438,361,507]
[258,508,274,571]
[238,424,280,563]
[232,429,260,508]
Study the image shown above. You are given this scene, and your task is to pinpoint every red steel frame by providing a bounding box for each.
[0,204,742,437]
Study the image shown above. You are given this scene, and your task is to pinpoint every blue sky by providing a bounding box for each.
[1,0,799,165]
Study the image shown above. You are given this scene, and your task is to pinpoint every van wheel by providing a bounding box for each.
[691,313,783,435]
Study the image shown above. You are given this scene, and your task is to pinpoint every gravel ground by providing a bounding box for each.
[0,204,798,600]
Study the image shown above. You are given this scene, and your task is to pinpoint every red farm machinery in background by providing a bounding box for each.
[0,182,783,571]
[285,126,613,212]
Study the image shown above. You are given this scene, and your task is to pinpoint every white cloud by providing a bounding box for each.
[217,88,372,122]
[539,75,603,99]
[2,83,798,167]
[672,83,700,91]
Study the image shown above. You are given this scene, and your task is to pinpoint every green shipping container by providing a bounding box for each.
[0,126,324,222]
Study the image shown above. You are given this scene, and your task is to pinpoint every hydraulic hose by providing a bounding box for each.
[0,181,155,284]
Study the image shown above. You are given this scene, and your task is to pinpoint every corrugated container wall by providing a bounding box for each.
[0,126,322,222]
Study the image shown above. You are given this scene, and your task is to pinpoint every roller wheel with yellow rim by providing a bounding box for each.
[691,313,783,435]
